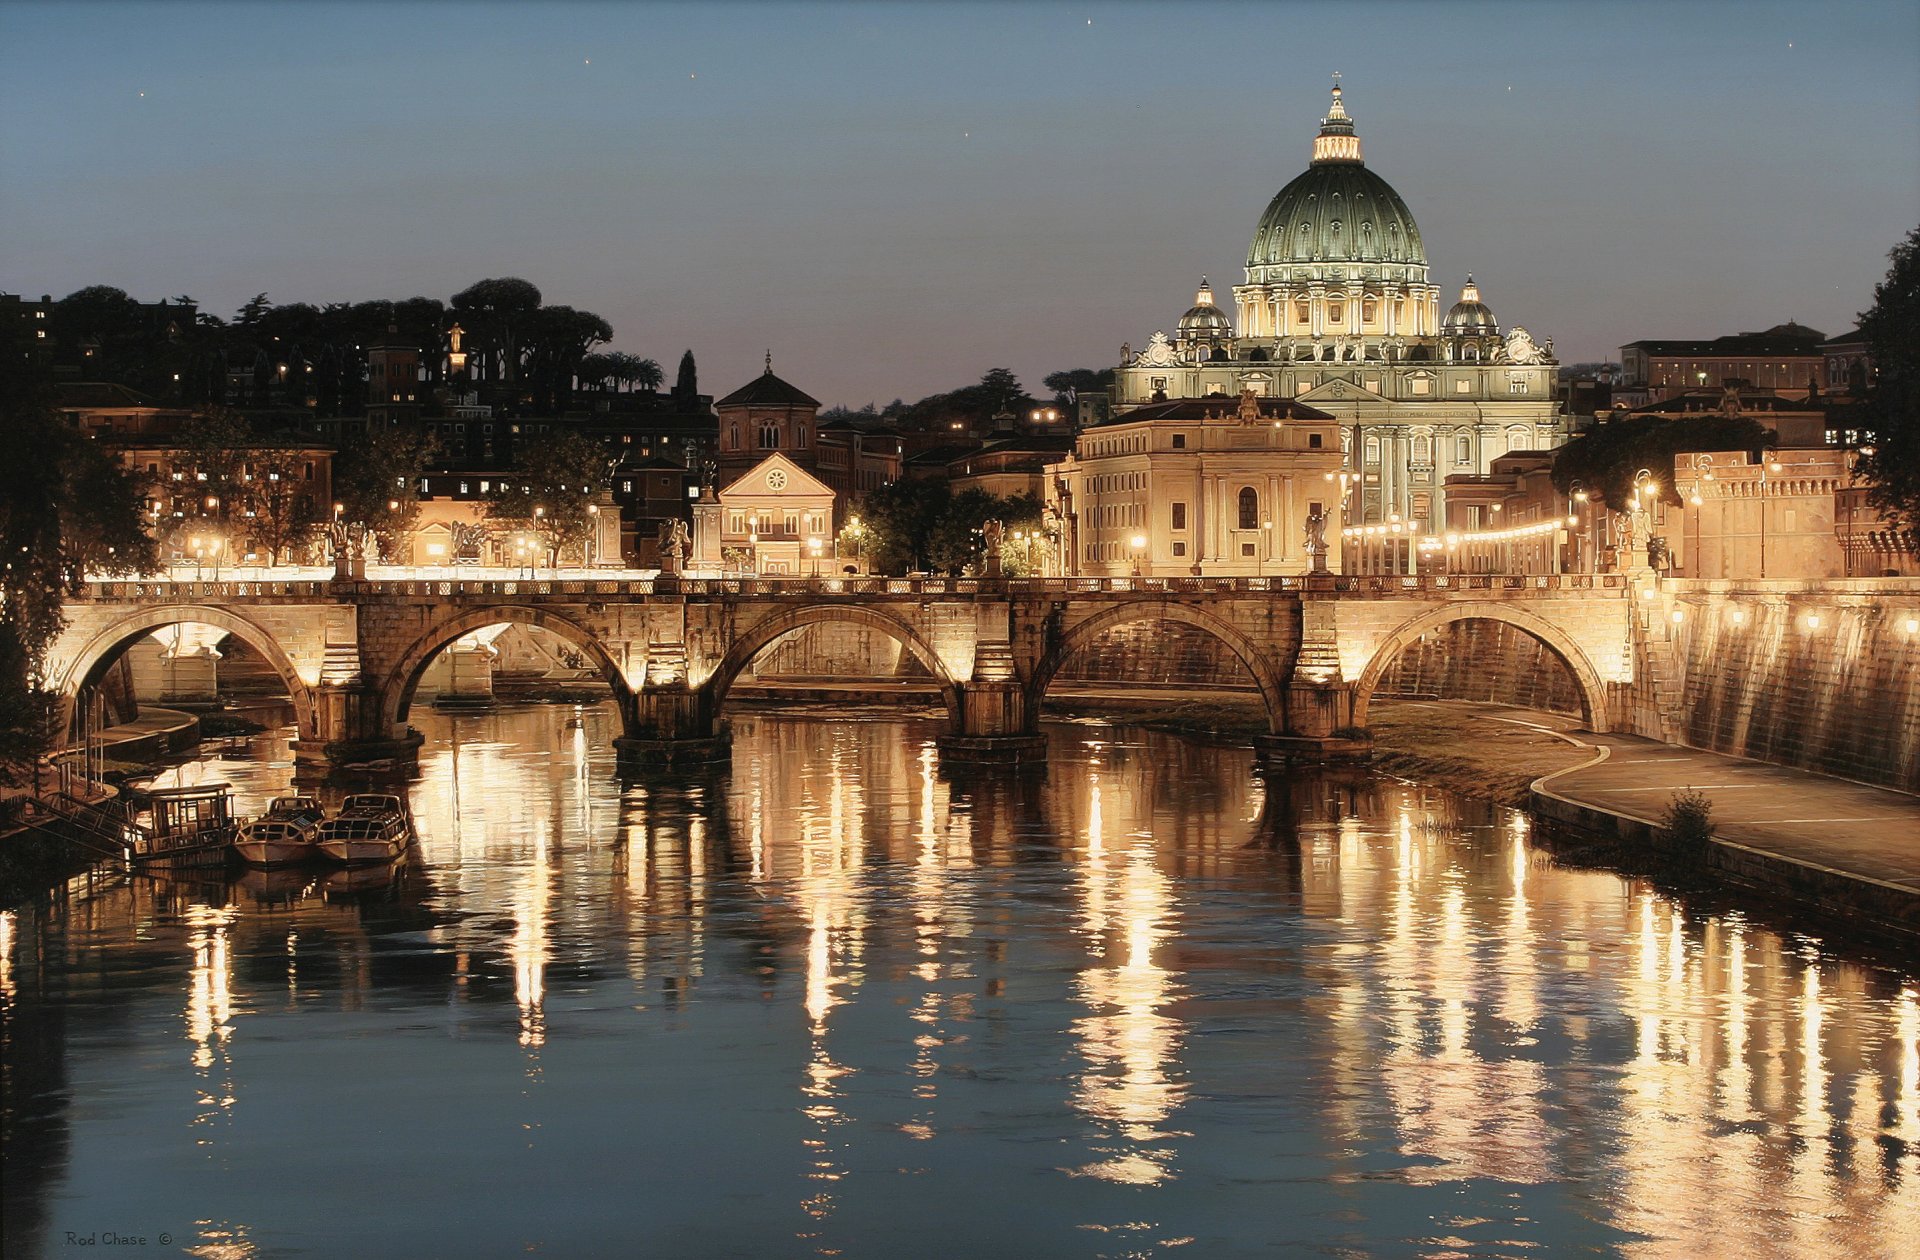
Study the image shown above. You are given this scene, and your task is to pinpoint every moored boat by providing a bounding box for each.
[126,784,238,868]
[233,795,326,867]
[315,793,411,865]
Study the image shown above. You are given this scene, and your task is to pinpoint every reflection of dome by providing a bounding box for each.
[1443,277,1499,334]
[1177,278,1232,337]
[1246,84,1426,271]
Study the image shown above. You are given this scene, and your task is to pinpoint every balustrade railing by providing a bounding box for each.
[75,572,1629,601]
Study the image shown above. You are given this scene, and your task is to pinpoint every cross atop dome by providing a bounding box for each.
[1313,75,1363,165]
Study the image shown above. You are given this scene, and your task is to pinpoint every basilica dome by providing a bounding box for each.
[1244,84,1426,272]
[1442,277,1498,334]
[1177,278,1233,338]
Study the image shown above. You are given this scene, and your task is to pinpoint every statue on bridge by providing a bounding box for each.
[981,519,1004,576]
[657,518,690,575]
[327,518,373,581]
[1305,507,1331,574]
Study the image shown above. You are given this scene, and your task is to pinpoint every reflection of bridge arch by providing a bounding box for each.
[380,606,630,732]
[704,605,962,727]
[1351,603,1611,732]
[52,604,316,738]
[1030,602,1288,735]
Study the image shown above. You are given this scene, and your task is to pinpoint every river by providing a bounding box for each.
[3,705,1917,1258]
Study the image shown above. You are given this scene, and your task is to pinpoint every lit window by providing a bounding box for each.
[1237,486,1259,530]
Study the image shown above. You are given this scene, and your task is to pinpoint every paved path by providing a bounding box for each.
[1523,715,1920,897]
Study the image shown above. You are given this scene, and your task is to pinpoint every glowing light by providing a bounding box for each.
[1670,610,1685,625]
[1905,618,1919,635]
[1804,614,1821,630]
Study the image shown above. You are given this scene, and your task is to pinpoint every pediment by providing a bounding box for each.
[719,452,834,500]
[1296,376,1393,405]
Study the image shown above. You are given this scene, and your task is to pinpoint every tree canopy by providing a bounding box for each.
[0,329,159,777]
[1854,225,1920,536]
[484,429,613,564]
[1551,413,1777,512]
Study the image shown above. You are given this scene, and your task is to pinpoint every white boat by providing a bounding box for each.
[315,793,412,865]
[233,795,326,867]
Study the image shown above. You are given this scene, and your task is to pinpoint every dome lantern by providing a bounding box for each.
[1312,74,1363,165]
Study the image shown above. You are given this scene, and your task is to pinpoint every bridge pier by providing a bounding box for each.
[290,681,424,775]
[936,680,1047,767]
[1254,681,1373,765]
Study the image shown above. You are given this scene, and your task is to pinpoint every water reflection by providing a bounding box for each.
[3,706,1918,1258]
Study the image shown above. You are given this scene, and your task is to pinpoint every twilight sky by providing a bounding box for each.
[3,0,1916,408]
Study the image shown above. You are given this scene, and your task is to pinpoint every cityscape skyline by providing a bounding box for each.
[3,0,1917,407]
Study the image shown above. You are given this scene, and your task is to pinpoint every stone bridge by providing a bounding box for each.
[47,573,1637,770]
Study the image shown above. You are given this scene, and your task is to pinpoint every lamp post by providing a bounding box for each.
[1629,468,1658,573]
[807,535,822,578]
[1129,533,1147,578]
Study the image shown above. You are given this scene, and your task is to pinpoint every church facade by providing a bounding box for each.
[1112,83,1565,529]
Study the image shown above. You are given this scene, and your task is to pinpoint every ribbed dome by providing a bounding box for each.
[1443,277,1498,333]
[1178,278,1232,336]
[1245,85,1425,270]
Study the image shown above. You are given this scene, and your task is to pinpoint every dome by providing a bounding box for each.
[1177,278,1232,337]
[1442,277,1498,334]
[1245,84,1426,272]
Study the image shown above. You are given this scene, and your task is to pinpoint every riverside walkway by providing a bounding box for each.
[1528,718,1920,939]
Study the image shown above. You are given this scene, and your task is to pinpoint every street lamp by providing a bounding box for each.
[807,535,823,577]
[1129,533,1147,577]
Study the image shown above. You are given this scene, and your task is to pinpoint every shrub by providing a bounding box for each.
[1661,788,1714,848]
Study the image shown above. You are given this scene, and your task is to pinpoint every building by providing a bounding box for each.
[1111,83,1565,532]
[1619,322,1824,402]
[1625,383,1831,447]
[1045,389,1342,577]
[694,453,839,576]
[1820,326,1873,398]
[947,429,1075,500]
[716,356,820,487]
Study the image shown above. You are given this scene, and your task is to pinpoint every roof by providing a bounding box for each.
[617,453,697,472]
[718,452,833,499]
[716,368,819,409]
[1104,395,1336,425]
[1631,389,1826,417]
[1820,327,1868,350]
[55,381,157,408]
[1622,329,1826,357]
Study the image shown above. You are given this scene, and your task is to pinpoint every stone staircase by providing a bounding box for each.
[1632,594,1688,743]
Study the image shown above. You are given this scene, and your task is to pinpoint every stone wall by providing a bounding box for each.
[746,622,926,680]
[1050,621,1259,689]
[1371,619,1584,715]
[1663,580,1920,790]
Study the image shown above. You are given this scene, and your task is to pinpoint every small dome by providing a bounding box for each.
[1177,277,1233,337]
[1443,276,1499,334]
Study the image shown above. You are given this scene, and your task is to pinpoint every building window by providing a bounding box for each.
[729,512,745,534]
[1172,541,1186,557]
[1295,300,1310,325]
[1412,435,1430,464]
[1172,503,1187,530]
[728,426,739,449]
[1237,486,1258,530]
[1309,433,1323,449]
[760,424,779,449]
[1509,378,1528,394]
[1172,433,1186,449]
[795,427,809,449]
[1457,436,1472,464]
[1365,436,1380,464]
[1241,542,1256,557]
[1455,379,1471,394]
[1411,377,1432,396]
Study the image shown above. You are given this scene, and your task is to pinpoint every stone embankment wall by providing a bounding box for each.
[1659,579,1920,791]
[1050,622,1260,690]
[1369,620,1584,716]
[746,623,928,680]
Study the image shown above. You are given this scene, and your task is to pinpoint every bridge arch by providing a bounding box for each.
[51,603,317,738]
[1029,601,1288,735]
[703,604,962,727]
[1351,603,1611,732]
[379,605,632,734]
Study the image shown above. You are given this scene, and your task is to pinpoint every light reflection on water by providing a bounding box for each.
[3,704,1918,1259]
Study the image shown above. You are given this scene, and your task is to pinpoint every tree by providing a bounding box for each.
[0,330,159,779]
[1043,367,1115,402]
[853,479,950,574]
[451,277,542,388]
[674,349,698,401]
[927,490,1044,575]
[239,445,323,565]
[1854,225,1920,536]
[1551,413,1776,512]
[235,292,273,326]
[335,422,438,562]
[484,429,612,565]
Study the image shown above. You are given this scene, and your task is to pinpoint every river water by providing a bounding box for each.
[3,706,1918,1259]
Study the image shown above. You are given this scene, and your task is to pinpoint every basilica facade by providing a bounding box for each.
[1111,83,1564,529]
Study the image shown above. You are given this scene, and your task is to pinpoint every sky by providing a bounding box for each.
[3,0,1916,408]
